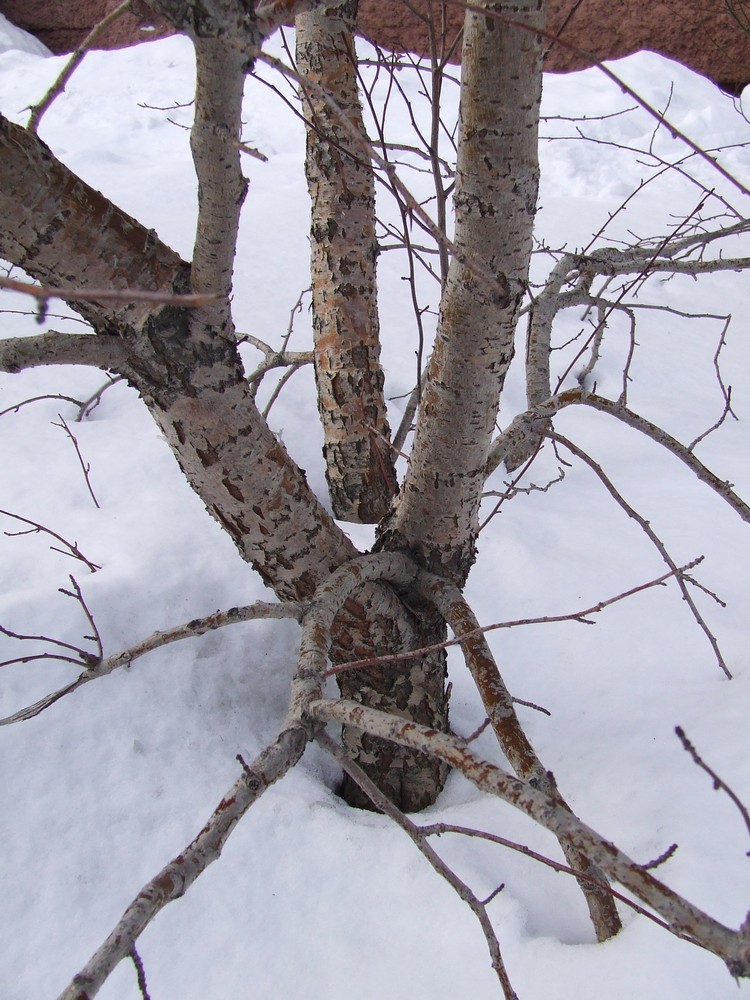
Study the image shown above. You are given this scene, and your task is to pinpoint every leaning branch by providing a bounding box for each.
[27,0,136,133]
[0,274,216,309]
[0,601,303,726]
[317,730,520,1000]
[308,698,750,978]
[487,390,750,524]
[57,726,308,1000]
[550,432,732,678]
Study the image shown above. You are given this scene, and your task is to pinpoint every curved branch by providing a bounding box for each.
[488,390,750,524]
[317,730,519,999]
[550,431,732,678]
[414,567,621,940]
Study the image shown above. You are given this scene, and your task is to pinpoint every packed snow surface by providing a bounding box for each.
[1,24,749,1000]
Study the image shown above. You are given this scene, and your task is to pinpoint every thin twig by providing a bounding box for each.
[76,375,125,422]
[317,730,520,1000]
[27,0,135,132]
[0,508,100,572]
[57,727,308,1000]
[324,559,702,677]
[0,394,85,419]
[59,576,103,663]
[675,726,750,855]
[551,432,732,678]
[422,823,681,930]
[0,600,303,725]
[54,414,100,508]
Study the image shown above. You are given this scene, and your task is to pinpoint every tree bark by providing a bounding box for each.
[0,108,447,809]
[379,0,545,584]
[296,0,398,522]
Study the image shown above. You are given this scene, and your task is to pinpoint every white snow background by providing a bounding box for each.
[1,14,750,1000]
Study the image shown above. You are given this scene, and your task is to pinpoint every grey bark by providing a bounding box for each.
[379,0,546,583]
[0,99,446,810]
[296,0,398,522]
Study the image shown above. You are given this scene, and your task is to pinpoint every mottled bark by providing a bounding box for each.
[379,1,545,583]
[0,109,446,809]
[0,113,354,598]
[296,0,398,522]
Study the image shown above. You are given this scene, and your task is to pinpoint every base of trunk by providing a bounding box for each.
[331,588,450,812]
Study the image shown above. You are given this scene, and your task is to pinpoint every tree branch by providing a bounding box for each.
[317,729,520,999]
[0,331,131,375]
[0,601,303,726]
[57,726,308,1000]
[308,697,750,978]
[488,390,750,526]
[296,1,398,522]
[550,431,732,678]
[413,566,621,940]
[27,0,136,133]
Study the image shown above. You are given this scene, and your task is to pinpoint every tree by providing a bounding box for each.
[1,1,750,996]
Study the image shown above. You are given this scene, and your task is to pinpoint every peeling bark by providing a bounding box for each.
[296,0,398,522]
[379,1,545,583]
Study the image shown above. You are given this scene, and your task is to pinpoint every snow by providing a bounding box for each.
[0,14,51,58]
[1,23,750,1000]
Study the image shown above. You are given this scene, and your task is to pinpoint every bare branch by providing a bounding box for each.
[0,331,130,375]
[0,601,303,726]
[488,390,750,526]
[57,726,308,1000]
[0,393,85,419]
[308,697,750,977]
[675,726,750,854]
[424,823,680,930]
[550,432,732,678]
[0,508,100,572]
[0,275,217,310]
[75,374,126,422]
[459,0,750,200]
[413,566,621,939]
[53,414,100,509]
[27,0,136,133]
[317,730,520,1000]
[325,558,704,676]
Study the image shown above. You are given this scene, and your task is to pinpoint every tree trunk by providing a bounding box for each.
[296,0,398,523]
[0,109,448,810]
[379,0,545,584]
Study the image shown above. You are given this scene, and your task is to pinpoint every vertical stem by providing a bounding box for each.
[296,0,398,522]
[380,1,546,583]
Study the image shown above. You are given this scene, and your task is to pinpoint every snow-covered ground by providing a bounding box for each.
[1,14,749,1000]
